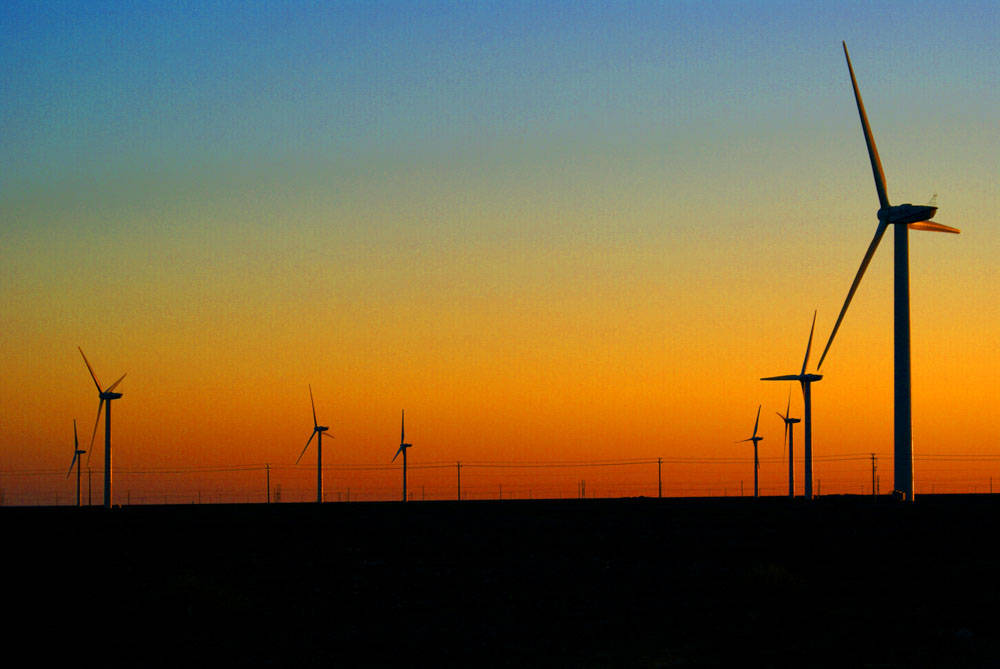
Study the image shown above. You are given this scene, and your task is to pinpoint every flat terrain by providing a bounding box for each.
[6,495,1000,667]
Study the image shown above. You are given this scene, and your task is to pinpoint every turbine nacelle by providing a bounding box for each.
[99,391,123,400]
[878,203,937,225]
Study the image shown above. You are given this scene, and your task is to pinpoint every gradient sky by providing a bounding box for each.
[3,1,999,503]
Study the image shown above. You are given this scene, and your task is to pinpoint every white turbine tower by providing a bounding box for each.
[79,347,125,509]
[817,43,959,502]
[761,312,822,500]
[392,410,413,502]
[776,391,800,498]
[66,419,86,507]
[737,405,764,498]
[296,384,330,504]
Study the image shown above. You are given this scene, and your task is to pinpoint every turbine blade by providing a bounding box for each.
[67,452,78,479]
[106,372,126,393]
[296,431,316,465]
[400,410,405,445]
[817,219,889,370]
[73,419,79,450]
[843,42,889,209]
[761,375,800,381]
[392,444,405,462]
[89,399,105,453]
[309,384,318,428]
[908,220,960,234]
[79,347,103,392]
[801,311,817,375]
[785,388,791,418]
[752,405,761,438]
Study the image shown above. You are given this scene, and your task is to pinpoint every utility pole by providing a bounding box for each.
[456,461,462,501]
[266,463,271,504]
[658,457,662,499]
[870,453,877,496]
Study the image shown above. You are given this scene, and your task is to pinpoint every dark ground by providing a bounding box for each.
[6,495,1000,667]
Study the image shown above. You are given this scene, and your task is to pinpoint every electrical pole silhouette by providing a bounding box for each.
[456,461,462,501]
[658,457,662,498]
[870,453,877,496]
[266,463,271,504]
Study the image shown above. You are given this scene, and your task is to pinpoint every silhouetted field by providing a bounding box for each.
[7,495,1000,667]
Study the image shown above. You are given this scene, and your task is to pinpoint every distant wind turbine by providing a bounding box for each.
[816,43,959,502]
[737,405,764,498]
[296,384,331,504]
[776,391,800,498]
[761,312,822,499]
[392,410,413,502]
[79,347,125,509]
[66,419,86,507]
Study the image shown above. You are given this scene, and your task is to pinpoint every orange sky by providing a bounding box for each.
[3,3,999,505]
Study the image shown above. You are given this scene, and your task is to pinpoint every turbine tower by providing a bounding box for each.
[737,405,764,497]
[762,312,822,499]
[79,347,125,509]
[392,410,413,502]
[66,419,86,507]
[817,43,959,501]
[776,391,800,498]
[296,384,330,504]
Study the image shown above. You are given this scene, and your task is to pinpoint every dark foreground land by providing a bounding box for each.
[6,495,1000,667]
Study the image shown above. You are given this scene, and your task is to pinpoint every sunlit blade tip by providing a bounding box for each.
[908,221,960,234]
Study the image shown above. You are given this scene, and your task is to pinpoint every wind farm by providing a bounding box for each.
[3,3,997,666]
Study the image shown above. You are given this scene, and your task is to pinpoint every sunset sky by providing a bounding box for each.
[3,1,999,504]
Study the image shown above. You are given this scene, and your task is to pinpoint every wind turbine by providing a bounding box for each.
[79,347,125,509]
[762,312,822,499]
[737,405,764,498]
[817,43,959,501]
[66,419,86,507]
[295,384,330,504]
[776,391,800,498]
[392,410,413,502]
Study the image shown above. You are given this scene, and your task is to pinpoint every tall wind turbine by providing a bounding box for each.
[79,347,125,509]
[762,312,822,499]
[817,43,959,501]
[392,410,413,502]
[776,391,800,498]
[66,419,86,507]
[296,384,330,504]
[737,405,764,497]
